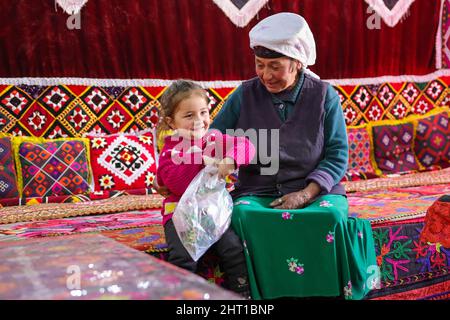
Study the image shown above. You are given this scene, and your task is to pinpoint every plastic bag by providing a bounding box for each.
[172,165,233,261]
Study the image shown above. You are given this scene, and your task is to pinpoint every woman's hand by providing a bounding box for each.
[270,182,321,209]
[269,190,311,209]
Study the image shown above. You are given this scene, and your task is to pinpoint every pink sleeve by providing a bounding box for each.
[157,149,204,197]
[217,131,255,167]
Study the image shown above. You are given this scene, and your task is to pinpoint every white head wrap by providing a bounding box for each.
[249,12,319,78]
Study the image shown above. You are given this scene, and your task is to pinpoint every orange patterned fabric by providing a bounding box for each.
[420,195,450,247]
[2,78,450,139]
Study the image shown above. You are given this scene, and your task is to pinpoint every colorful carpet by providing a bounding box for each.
[348,182,450,224]
[348,193,441,224]
[101,224,168,253]
[365,219,450,300]
[349,183,450,199]
[0,209,162,240]
[343,168,450,193]
[0,233,240,299]
[368,278,450,300]
[0,194,163,224]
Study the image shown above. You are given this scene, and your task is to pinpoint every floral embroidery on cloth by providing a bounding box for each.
[282,212,293,220]
[344,281,353,299]
[320,200,333,207]
[287,258,304,275]
[326,231,335,243]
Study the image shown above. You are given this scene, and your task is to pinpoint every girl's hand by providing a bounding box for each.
[217,157,235,180]
[153,178,171,198]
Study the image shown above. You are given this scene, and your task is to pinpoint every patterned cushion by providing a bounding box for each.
[346,126,377,179]
[87,130,157,192]
[0,136,19,198]
[14,138,91,197]
[371,121,421,174]
[414,109,450,170]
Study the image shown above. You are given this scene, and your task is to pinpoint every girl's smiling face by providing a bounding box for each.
[166,94,210,139]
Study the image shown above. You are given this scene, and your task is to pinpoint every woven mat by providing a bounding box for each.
[0,194,163,224]
[343,168,450,193]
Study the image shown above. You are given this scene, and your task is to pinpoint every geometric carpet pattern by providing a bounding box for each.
[2,76,450,138]
[438,0,450,69]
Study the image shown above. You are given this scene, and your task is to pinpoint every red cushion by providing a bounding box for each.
[88,130,157,193]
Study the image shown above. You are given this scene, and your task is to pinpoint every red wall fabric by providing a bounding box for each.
[0,0,440,80]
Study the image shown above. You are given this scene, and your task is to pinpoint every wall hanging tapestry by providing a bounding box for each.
[364,0,415,27]
[0,0,439,80]
[1,75,450,138]
[55,0,88,15]
[212,0,269,27]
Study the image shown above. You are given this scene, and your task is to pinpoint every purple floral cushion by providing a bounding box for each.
[371,122,420,174]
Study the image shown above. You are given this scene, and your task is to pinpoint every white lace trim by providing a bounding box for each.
[1,69,450,89]
[0,77,243,89]
[325,69,450,86]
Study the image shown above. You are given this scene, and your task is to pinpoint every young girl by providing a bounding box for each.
[156,80,255,298]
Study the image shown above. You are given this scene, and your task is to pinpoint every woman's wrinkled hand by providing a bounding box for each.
[269,190,311,210]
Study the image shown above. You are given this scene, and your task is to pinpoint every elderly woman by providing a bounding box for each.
[210,12,377,300]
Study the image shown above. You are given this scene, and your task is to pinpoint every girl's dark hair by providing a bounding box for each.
[156,79,209,138]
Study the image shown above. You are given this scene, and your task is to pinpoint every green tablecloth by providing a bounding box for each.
[232,194,378,300]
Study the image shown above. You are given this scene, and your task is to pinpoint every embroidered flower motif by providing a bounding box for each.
[344,281,352,299]
[234,200,250,205]
[358,231,363,239]
[99,175,115,189]
[287,258,298,272]
[138,135,153,145]
[91,137,107,149]
[320,200,333,207]
[426,81,443,99]
[326,231,335,243]
[427,242,443,253]
[295,265,304,275]
[145,172,155,187]
[286,258,304,275]
[282,212,293,220]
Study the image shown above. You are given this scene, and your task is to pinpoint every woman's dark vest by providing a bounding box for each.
[231,74,345,198]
